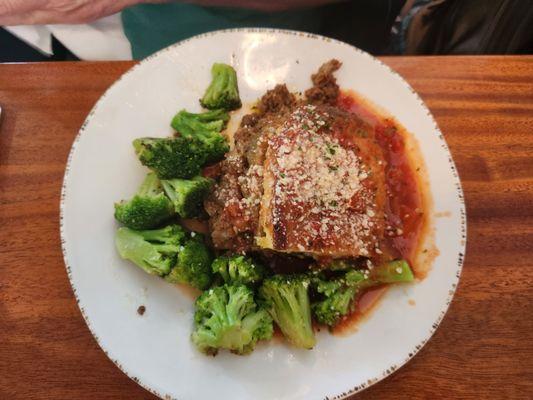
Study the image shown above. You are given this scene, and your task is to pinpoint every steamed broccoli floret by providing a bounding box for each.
[115,224,187,276]
[165,236,213,289]
[259,274,316,349]
[192,284,273,355]
[133,137,206,179]
[171,109,229,135]
[312,284,357,327]
[200,63,242,111]
[161,176,213,218]
[311,260,415,326]
[114,172,174,229]
[171,109,230,163]
[211,255,267,286]
[311,270,367,327]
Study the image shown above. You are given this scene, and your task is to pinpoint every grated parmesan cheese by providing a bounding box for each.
[264,104,379,255]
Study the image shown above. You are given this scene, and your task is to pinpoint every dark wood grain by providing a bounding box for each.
[0,56,532,400]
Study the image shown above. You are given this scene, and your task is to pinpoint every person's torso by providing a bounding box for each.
[122,2,404,59]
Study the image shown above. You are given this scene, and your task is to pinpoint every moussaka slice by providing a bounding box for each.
[256,103,387,258]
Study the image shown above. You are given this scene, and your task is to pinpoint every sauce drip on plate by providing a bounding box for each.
[333,91,426,330]
[338,91,424,266]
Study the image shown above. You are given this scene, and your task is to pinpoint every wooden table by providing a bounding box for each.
[0,56,532,399]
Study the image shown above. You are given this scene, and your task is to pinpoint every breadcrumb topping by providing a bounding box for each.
[266,104,378,255]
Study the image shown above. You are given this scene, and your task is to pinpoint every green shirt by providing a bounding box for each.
[122,2,402,59]
[122,4,324,60]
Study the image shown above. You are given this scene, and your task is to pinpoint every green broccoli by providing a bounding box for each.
[165,236,213,289]
[171,109,229,135]
[200,63,242,111]
[312,285,357,327]
[192,284,273,355]
[161,176,213,218]
[171,109,230,163]
[211,255,267,286]
[115,224,186,277]
[259,274,316,349]
[133,137,206,179]
[310,270,366,327]
[311,260,415,326]
[114,172,175,230]
[371,259,414,283]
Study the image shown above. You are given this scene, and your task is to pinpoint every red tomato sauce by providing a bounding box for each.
[338,91,424,265]
[333,91,425,333]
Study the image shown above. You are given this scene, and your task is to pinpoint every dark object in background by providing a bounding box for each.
[321,0,406,55]
[405,0,533,54]
[0,28,78,62]
[1,0,531,62]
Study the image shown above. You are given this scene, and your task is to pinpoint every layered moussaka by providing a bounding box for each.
[205,60,389,260]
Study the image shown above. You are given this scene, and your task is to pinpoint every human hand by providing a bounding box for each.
[0,0,160,25]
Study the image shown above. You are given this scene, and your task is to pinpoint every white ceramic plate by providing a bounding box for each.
[61,29,466,400]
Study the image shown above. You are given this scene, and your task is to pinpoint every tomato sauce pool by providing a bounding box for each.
[333,91,425,332]
[338,91,424,265]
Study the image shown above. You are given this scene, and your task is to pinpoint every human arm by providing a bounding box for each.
[0,0,155,25]
[0,0,343,25]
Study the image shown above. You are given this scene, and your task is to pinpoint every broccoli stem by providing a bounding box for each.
[137,172,162,196]
[115,227,175,276]
[260,275,316,349]
[200,63,242,111]
[371,259,414,283]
